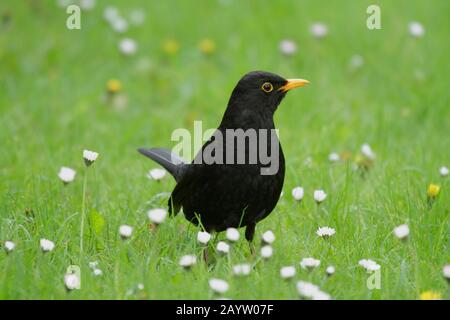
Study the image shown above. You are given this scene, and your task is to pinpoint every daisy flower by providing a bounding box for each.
[279,39,297,56]
[137,283,145,290]
[316,226,336,238]
[292,186,304,201]
[361,143,376,160]
[119,225,133,239]
[58,167,76,184]
[147,168,166,181]
[93,268,103,276]
[280,266,296,279]
[216,241,230,254]
[129,9,145,26]
[64,272,80,291]
[197,231,212,245]
[328,152,340,162]
[4,241,16,253]
[439,166,449,177]
[262,230,275,245]
[232,264,251,276]
[147,208,168,225]
[326,266,335,276]
[409,21,425,38]
[349,54,364,70]
[103,6,119,22]
[296,281,319,298]
[300,257,320,270]
[225,228,240,242]
[119,38,138,56]
[393,224,409,239]
[358,259,380,272]
[111,16,128,33]
[310,22,328,38]
[40,238,55,252]
[442,265,450,280]
[179,255,197,269]
[88,261,98,269]
[83,149,99,166]
[261,245,273,259]
[209,278,229,294]
[313,190,327,203]
[80,0,96,10]
[312,290,331,300]
[427,184,440,198]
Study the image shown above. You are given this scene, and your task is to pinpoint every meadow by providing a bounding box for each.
[0,0,449,299]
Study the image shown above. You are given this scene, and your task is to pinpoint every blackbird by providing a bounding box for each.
[139,71,309,242]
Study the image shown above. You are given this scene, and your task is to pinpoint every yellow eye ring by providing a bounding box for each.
[261,82,273,93]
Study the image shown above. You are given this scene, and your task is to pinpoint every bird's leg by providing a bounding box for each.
[245,223,256,256]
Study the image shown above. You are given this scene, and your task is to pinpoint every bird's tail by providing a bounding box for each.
[138,148,186,181]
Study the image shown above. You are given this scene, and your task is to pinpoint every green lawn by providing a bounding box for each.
[0,0,449,299]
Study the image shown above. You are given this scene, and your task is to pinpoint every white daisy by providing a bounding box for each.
[209,278,229,294]
[280,266,296,279]
[103,6,119,22]
[119,225,133,239]
[93,268,103,276]
[147,168,166,181]
[137,283,145,290]
[312,290,331,300]
[261,245,273,259]
[292,186,304,201]
[119,38,138,56]
[359,259,381,272]
[83,149,99,166]
[179,255,197,269]
[40,238,55,252]
[88,261,98,269]
[316,226,336,238]
[147,208,168,224]
[232,264,251,276]
[349,54,364,70]
[296,281,320,298]
[216,241,230,254]
[393,224,409,239]
[4,241,16,253]
[300,257,321,270]
[361,143,376,160]
[129,9,145,26]
[64,272,80,290]
[409,21,425,38]
[279,39,297,56]
[326,266,335,276]
[328,152,340,162]
[262,230,275,244]
[79,0,96,10]
[310,22,328,38]
[443,265,450,280]
[111,17,128,33]
[439,166,449,177]
[58,166,76,184]
[225,228,240,242]
[313,190,327,203]
[197,231,212,245]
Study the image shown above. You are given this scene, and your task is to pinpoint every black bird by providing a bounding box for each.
[139,71,309,242]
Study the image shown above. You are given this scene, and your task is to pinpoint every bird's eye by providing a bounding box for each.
[261,82,273,93]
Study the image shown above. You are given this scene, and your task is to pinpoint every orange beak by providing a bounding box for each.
[278,78,310,92]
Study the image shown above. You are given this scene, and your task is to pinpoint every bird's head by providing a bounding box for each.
[227,71,309,115]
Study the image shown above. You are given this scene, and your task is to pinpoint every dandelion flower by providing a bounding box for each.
[358,259,380,272]
[409,21,425,38]
[106,79,122,94]
[83,149,99,166]
[226,228,240,242]
[313,190,327,203]
[260,245,273,259]
[292,186,304,201]
[93,268,103,276]
[209,278,229,294]
[4,241,15,253]
[179,255,197,269]
[427,184,440,198]
[361,143,376,160]
[280,266,296,279]
[439,166,449,177]
[64,273,80,291]
[300,257,321,270]
[232,264,251,276]
[326,266,335,276]
[262,230,275,244]
[119,225,133,239]
[40,238,55,252]
[147,208,168,225]
[393,224,409,240]
[310,22,328,38]
[442,265,450,280]
[279,39,297,56]
[216,241,230,254]
[147,168,166,181]
[328,152,340,162]
[58,167,76,184]
[419,291,441,300]
[162,39,180,55]
[119,38,138,56]
[129,9,145,26]
[316,226,336,238]
[199,38,216,55]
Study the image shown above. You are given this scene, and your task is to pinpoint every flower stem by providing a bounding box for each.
[80,167,88,262]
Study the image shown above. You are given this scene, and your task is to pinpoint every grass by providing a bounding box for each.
[0,0,449,299]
